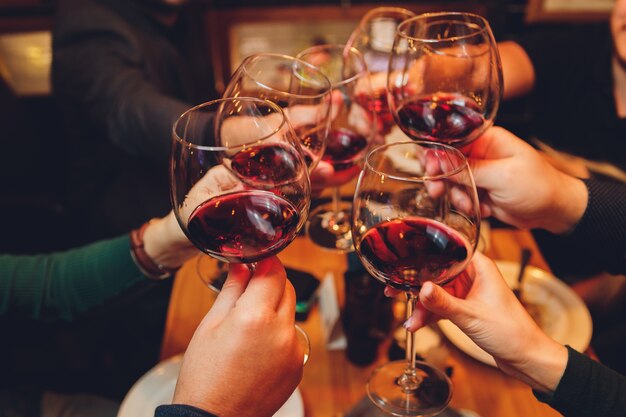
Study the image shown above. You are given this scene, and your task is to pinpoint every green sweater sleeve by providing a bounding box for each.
[0,235,147,321]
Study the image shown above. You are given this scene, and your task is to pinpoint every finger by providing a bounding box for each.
[384,286,400,297]
[237,256,287,312]
[465,126,517,160]
[309,160,335,193]
[276,278,297,323]
[419,281,469,323]
[469,157,520,194]
[404,301,434,332]
[204,263,252,326]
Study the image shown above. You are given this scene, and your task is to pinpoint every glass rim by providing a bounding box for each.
[296,44,369,88]
[364,140,469,181]
[237,52,333,100]
[172,97,289,151]
[396,12,492,44]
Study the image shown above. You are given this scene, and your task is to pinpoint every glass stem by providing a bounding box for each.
[398,292,422,392]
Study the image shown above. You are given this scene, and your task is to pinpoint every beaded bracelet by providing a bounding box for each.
[130,221,179,280]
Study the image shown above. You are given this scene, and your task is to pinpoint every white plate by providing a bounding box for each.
[439,260,593,367]
[117,354,305,417]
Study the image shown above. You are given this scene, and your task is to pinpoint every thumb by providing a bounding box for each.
[202,263,252,326]
[419,281,467,322]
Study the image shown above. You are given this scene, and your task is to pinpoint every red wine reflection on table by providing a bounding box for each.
[188,190,300,263]
[322,128,368,173]
[356,217,471,292]
[230,143,302,186]
[396,93,485,146]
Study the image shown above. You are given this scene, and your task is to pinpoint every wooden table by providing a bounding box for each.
[160,227,562,417]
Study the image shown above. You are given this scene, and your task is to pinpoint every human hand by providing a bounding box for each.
[409,252,568,394]
[465,126,588,234]
[173,257,304,417]
[142,211,199,270]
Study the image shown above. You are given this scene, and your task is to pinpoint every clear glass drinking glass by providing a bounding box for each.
[296,44,376,252]
[223,53,333,172]
[387,12,502,147]
[346,6,416,136]
[352,141,481,416]
[170,97,313,362]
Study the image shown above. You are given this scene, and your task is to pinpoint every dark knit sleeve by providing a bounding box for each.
[155,405,218,417]
[564,177,626,275]
[535,346,626,417]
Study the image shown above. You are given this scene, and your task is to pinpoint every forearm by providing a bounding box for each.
[554,177,626,274]
[498,41,535,100]
[535,347,626,417]
[500,334,568,394]
[0,236,144,321]
[544,173,588,235]
[106,85,191,161]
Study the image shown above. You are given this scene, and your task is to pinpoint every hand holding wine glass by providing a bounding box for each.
[171,97,310,268]
[296,44,376,252]
[388,12,503,147]
[346,7,416,136]
[174,257,306,417]
[351,140,480,416]
[223,53,333,172]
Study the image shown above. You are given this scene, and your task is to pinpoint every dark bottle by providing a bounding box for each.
[343,252,394,366]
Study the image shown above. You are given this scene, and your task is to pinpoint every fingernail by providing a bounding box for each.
[421,282,434,299]
[403,317,415,329]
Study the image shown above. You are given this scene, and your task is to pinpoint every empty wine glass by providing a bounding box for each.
[388,12,502,147]
[346,6,416,136]
[223,53,333,171]
[296,44,376,252]
[171,97,312,362]
[352,141,480,416]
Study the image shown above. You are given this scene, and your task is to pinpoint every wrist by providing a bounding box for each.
[142,213,197,270]
[506,334,568,394]
[545,175,588,234]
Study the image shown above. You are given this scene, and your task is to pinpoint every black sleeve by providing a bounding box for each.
[564,177,626,275]
[515,24,608,95]
[52,0,191,162]
[535,346,626,417]
[155,404,218,417]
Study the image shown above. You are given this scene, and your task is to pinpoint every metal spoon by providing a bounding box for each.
[512,248,532,301]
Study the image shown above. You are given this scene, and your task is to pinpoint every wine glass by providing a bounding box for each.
[387,12,502,147]
[171,97,312,362]
[296,44,375,252]
[346,6,416,136]
[351,141,481,416]
[223,53,333,171]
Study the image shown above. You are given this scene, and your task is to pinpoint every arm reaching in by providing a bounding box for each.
[407,252,626,417]
[466,126,588,234]
[411,253,568,394]
[167,257,304,417]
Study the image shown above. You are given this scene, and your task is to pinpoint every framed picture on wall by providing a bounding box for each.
[527,0,613,22]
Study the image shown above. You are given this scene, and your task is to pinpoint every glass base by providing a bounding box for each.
[306,201,354,253]
[367,360,452,416]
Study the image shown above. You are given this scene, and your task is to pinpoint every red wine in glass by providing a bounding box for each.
[356,89,395,133]
[230,143,303,186]
[356,216,471,291]
[322,128,368,172]
[188,190,300,264]
[396,93,485,146]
